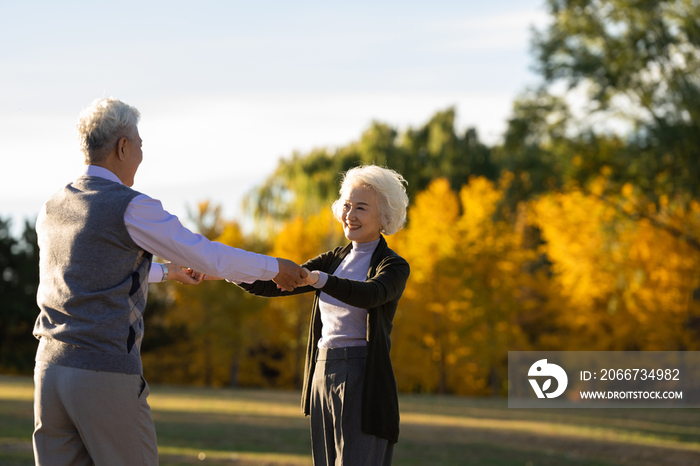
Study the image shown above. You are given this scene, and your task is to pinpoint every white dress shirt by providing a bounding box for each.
[83,165,279,283]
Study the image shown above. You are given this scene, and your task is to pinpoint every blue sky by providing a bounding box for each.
[0,0,548,233]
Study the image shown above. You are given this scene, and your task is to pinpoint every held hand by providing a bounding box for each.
[273,258,307,292]
[166,263,204,285]
[185,268,205,282]
[301,267,319,286]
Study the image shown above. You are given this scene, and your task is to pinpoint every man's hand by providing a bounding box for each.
[273,258,308,292]
[165,263,204,285]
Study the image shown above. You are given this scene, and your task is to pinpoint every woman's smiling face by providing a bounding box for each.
[340,184,382,243]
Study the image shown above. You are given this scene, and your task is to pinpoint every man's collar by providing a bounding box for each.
[84,165,123,185]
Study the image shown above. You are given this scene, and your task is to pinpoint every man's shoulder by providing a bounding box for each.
[73,176,146,202]
[78,175,139,192]
[42,177,144,219]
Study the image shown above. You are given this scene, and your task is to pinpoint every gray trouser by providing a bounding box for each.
[311,346,394,466]
[33,361,158,466]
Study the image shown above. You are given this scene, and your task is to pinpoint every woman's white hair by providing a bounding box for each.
[332,165,409,236]
[76,97,140,164]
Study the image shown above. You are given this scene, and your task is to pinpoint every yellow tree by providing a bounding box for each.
[531,178,700,351]
[391,176,535,395]
[452,175,536,395]
[389,178,461,394]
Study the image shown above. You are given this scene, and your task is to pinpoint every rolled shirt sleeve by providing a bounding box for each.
[125,194,278,283]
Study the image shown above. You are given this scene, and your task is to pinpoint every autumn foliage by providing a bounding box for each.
[139,170,700,396]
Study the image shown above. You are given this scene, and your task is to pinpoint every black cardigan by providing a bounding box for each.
[239,235,410,443]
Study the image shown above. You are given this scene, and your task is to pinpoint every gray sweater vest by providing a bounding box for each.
[34,176,152,375]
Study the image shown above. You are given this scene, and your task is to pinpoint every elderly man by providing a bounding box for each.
[32,97,307,465]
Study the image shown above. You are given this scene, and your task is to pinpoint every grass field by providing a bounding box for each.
[2,375,700,465]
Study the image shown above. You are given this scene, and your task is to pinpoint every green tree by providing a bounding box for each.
[533,0,700,200]
[400,108,497,193]
[492,89,571,208]
[0,217,39,374]
[244,108,497,228]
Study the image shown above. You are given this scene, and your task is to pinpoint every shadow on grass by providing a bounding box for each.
[3,376,700,466]
[153,410,311,455]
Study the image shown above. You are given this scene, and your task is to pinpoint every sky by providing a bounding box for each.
[0,0,549,235]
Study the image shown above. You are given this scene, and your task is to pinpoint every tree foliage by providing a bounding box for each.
[535,0,700,124]
[0,218,39,374]
[244,108,497,229]
[389,177,537,396]
[533,0,700,199]
[530,178,700,351]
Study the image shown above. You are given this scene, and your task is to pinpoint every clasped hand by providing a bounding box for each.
[171,258,320,292]
[273,265,319,291]
[163,263,205,285]
[273,259,318,291]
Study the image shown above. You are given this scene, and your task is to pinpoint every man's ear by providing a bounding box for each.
[116,137,129,161]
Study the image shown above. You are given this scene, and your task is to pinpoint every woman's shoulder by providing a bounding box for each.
[304,244,351,270]
[376,241,409,271]
[327,243,352,259]
[382,249,408,266]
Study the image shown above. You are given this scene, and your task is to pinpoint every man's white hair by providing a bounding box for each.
[76,97,140,164]
[332,165,409,236]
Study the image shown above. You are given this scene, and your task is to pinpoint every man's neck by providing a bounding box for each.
[85,165,122,184]
[91,158,127,185]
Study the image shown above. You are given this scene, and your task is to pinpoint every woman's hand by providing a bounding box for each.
[301,268,319,286]
[274,267,318,290]
[165,263,205,285]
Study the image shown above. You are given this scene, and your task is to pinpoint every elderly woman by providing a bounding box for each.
[238,165,410,465]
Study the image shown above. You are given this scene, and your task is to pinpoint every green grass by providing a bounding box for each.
[2,375,700,465]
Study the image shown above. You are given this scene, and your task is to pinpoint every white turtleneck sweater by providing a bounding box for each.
[313,238,380,349]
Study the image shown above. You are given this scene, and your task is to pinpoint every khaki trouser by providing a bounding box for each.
[33,361,158,466]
